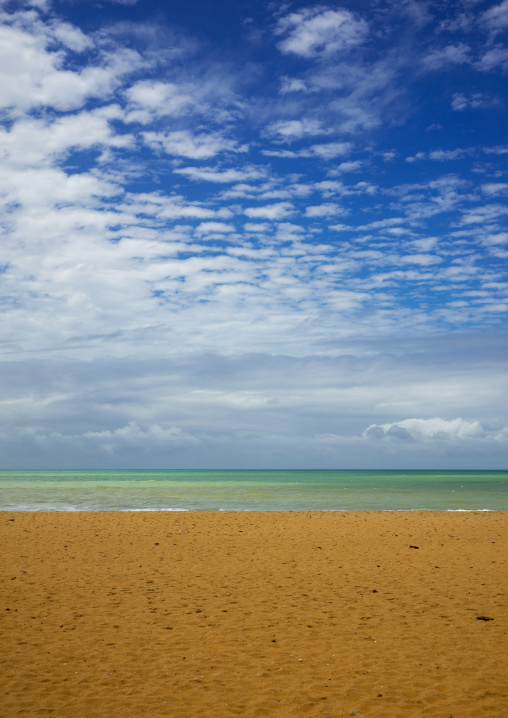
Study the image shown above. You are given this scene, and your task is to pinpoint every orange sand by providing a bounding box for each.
[1,511,507,717]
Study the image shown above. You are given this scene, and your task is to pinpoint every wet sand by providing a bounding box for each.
[1,511,507,717]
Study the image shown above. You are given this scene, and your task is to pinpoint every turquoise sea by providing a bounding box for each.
[0,470,506,511]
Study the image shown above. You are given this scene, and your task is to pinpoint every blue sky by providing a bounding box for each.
[1,0,508,469]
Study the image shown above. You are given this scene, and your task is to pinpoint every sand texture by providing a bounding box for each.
[1,511,507,717]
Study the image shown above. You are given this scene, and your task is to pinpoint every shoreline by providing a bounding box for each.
[2,510,507,716]
[1,509,503,514]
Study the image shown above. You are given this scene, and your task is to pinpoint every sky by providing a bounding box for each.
[1,0,508,469]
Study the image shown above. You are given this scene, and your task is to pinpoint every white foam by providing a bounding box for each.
[123,508,189,511]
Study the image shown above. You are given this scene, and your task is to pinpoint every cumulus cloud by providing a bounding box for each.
[265,119,330,142]
[422,43,471,70]
[451,93,497,111]
[142,130,247,158]
[363,417,487,442]
[244,222,270,233]
[482,183,508,197]
[104,0,140,6]
[0,107,131,168]
[483,145,508,155]
[173,166,266,183]
[310,141,352,159]
[305,202,342,217]
[0,16,142,115]
[459,204,508,225]
[477,45,508,71]
[244,202,295,220]
[82,421,198,446]
[124,192,232,220]
[405,149,470,163]
[335,160,364,172]
[275,6,368,59]
[194,221,236,236]
[482,231,508,245]
[481,0,508,33]
[125,80,194,120]
[49,21,93,52]
[398,253,443,265]
[262,141,352,160]
[279,77,308,94]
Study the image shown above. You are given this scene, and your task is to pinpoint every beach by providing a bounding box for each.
[1,511,507,717]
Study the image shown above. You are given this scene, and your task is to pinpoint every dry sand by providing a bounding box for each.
[1,511,507,717]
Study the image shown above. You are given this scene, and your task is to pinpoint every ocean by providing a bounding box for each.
[0,470,506,511]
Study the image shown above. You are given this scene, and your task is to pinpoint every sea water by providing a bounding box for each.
[0,470,506,511]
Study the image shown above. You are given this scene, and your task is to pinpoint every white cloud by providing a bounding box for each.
[104,0,140,6]
[428,149,468,160]
[405,149,469,162]
[244,202,295,220]
[412,237,438,251]
[218,183,267,199]
[314,180,346,196]
[125,80,194,120]
[81,421,199,447]
[194,221,236,236]
[279,77,308,94]
[364,417,485,442]
[274,222,305,240]
[260,149,300,159]
[459,204,508,225]
[305,202,342,217]
[310,141,352,159]
[398,253,443,266]
[352,181,377,195]
[335,160,364,172]
[477,45,508,71]
[142,130,247,159]
[275,7,368,59]
[173,166,265,183]
[0,165,120,214]
[27,0,52,9]
[405,152,427,163]
[481,0,508,33]
[483,145,508,155]
[118,192,232,220]
[0,17,142,115]
[49,21,93,52]
[262,141,352,160]
[405,152,427,162]
[422,43,471,70]
[451,93,497,111]
[265,118,330,141]
[482,183,508,196]
[355,217,406,231]
[0,107,131,167]
[244,222,270,233]
[483,232,508,245]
